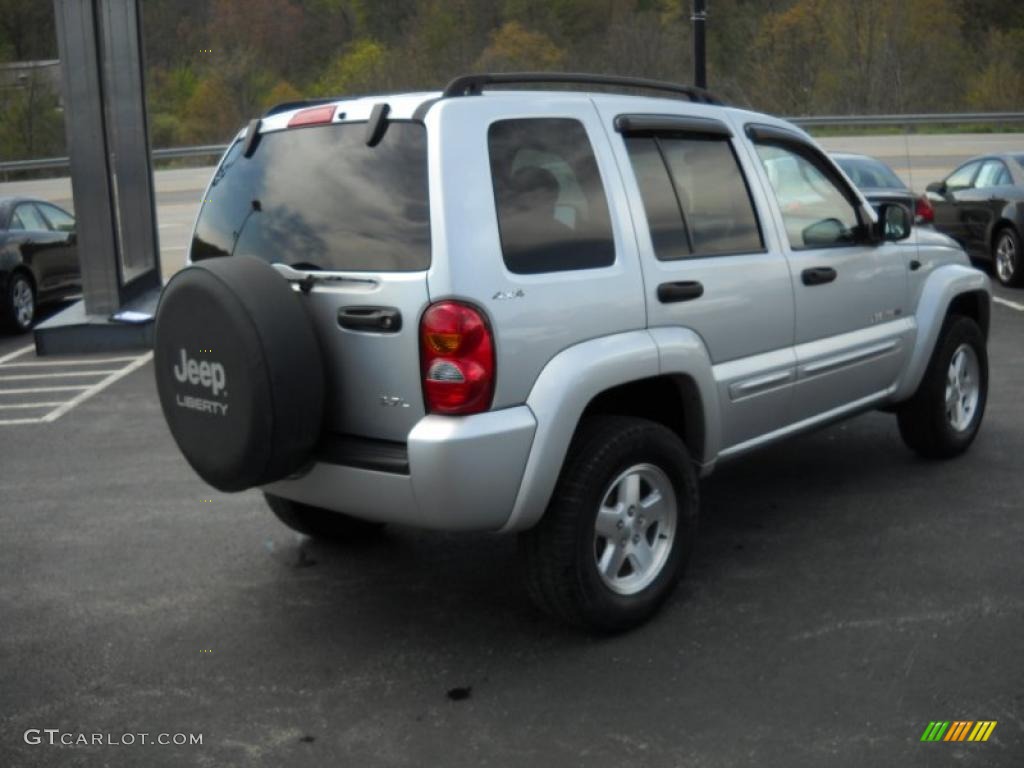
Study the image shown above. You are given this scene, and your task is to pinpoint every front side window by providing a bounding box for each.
[191,121,430,271]
[488,118,615,274]
[38,203,75,232]
[755,143,861,249]
[945,161,981,191]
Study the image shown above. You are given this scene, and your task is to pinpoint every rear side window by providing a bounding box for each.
[191,121,430,271]
[488,118,615,274]
[625,135,763,259]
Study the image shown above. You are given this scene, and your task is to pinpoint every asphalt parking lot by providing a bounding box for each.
[1,288,1022,767]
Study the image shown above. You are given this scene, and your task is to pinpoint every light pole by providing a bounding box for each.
[692,0,707,89]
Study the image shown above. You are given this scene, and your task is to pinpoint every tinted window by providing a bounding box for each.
[975,160,1010,188]
[626,135,762,259]
[488,118,614,274]
[38,203,75,232]
[834,156,905,190]
[14,204,50,231]
[191,121,430,271]
[756,143,861,249]
[946,161,981,190]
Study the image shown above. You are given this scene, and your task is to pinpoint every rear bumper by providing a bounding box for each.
[262,406,537,531]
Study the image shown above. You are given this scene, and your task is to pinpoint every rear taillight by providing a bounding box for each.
[915,195,934,224]
[420,301,495,415]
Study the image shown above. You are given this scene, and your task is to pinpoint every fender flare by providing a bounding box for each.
[892,264,991,402]
[499,328,719,532]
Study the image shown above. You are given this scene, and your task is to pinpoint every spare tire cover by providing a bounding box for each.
[154,256,324,492]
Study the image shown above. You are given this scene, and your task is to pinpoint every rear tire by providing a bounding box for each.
[519,415,699,632]
[264,493,385,541]
[3,272,35,333]
[897,315,987,459]
[992,226,1023,287]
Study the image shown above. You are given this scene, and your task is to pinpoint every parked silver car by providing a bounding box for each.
[154,73,991,631]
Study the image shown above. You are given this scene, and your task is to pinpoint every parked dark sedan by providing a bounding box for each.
[831,152,934,226]
[0,196,80,332]
[926,153,1024,287]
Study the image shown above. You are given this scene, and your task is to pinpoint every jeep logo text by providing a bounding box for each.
[173,349,227,397]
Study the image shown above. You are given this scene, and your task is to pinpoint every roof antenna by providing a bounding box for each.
[365,103,391,147]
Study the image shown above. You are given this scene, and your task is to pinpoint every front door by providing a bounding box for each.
[746,130,911,423]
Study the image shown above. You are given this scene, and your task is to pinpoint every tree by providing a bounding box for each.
[474,21,566,72]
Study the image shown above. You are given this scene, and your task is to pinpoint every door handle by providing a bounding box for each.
[801,266,837,286]
[909,259,922,271]
[657,281,704,303]
[337,306,402,332]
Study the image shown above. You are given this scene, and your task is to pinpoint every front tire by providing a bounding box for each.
[897,315,987,459]
[4,272,36,333]
[264,493,384,541]
[993,226,1023,287]
[519,416,699,632]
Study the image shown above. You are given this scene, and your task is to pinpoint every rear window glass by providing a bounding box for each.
[191,121,430,271]
[625,135,763,259]
[833,156,905,190]
[488,118,615,274]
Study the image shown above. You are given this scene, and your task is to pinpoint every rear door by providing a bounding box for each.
[745,125,911,422]
[11,203,66,294]
[960,159,1013,253]
[929,160,982,249]
[597,105,796,450]
[36,202,79,292]
[190,116,432,442]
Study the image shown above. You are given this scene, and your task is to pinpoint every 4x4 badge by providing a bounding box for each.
[492,289,525,301]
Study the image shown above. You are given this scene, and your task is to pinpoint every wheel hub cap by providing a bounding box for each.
[12,279,33,328]
[593,463,677,596]
[996,234,1016,283]
[945,343,980,432]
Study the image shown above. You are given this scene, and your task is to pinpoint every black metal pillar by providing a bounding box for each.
[692,0,708,90]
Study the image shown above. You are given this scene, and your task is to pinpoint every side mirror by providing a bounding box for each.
[876,203,912,242]
[925,181,945,195]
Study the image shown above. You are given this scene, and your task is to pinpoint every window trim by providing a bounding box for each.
[623,128,768,262]
[486,116,618,276]
[615,113,732,138]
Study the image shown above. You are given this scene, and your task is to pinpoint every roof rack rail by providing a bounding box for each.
[441,72,726,105]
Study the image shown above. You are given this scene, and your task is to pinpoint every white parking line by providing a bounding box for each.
[0,402,64,409]
[0,344,33,364]
[0,356,140,367]
[0,350,152,425]
[0,370,120,381]
[0,385,91,394]
[40,352,152,422]
[993,296,1024,312]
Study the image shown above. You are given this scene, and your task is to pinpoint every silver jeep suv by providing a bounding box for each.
[154,73,991,631]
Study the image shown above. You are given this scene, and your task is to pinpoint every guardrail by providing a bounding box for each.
[2,112,1023,176]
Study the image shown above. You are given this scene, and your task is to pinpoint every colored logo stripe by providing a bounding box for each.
[921,721,996,742]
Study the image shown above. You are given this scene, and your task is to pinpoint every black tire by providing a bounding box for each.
[519,415,699,632]
[264,493,385,541]
[897,315,987,459]
[3,271,36,333]
[992,226,1023,288]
